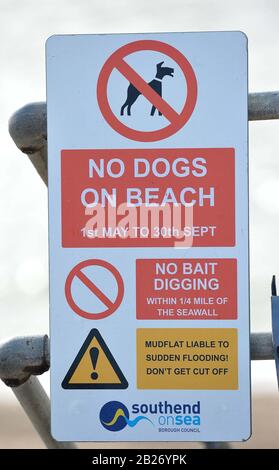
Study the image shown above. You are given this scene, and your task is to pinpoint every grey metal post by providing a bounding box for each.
[9,102,47,184]
[250,332,274,360]
[205,442,230,449]
[249,91,279,120]
[0,335,76,449]
[12,376,75,449]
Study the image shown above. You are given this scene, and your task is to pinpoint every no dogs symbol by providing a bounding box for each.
[97,40,198,142]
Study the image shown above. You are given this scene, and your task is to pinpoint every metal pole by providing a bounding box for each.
[0,334,273,376]
[250,332,274,360]
[205,442,230,449]
[12,376,76,449]
[8,92,279,186]
[9,102,47,184]
[249,91,279,121]
[0,335,76,448]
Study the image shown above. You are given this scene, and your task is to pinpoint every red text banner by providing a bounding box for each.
[61,148,235,247]
[136,258,237,320]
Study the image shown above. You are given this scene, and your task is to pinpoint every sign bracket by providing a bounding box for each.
[271,275,279,387]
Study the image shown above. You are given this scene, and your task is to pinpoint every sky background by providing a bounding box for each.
[1,0,279,401]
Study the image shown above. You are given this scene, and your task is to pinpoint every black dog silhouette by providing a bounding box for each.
[120,61,174,116]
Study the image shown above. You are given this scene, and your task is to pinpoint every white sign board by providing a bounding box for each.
[47,32,250,441]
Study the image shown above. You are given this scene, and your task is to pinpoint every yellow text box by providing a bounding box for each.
[137,328,238,390]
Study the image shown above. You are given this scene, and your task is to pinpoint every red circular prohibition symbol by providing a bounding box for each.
[97,40,198,142]
[65,259,124,320]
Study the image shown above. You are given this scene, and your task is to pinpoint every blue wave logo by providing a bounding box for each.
[100,401,153,432]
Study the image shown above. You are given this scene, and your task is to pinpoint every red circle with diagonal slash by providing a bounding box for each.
[65,259,124,320]
[97,40,197,142]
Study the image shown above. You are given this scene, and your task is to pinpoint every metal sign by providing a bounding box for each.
[47,32,250,442]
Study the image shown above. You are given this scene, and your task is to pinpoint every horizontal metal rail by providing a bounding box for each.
[8,92,279,186]
[248,91,279,121]
[0,332,274,449]
[0,333,274,388]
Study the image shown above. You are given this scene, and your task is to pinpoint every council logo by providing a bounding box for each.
[99,401,153,432]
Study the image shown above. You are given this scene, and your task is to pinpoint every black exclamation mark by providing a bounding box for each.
[90,347,99,380]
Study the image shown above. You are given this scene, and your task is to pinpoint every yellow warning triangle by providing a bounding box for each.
[62,329,128,389]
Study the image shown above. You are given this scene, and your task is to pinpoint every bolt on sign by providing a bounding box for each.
[46,32,250,442]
